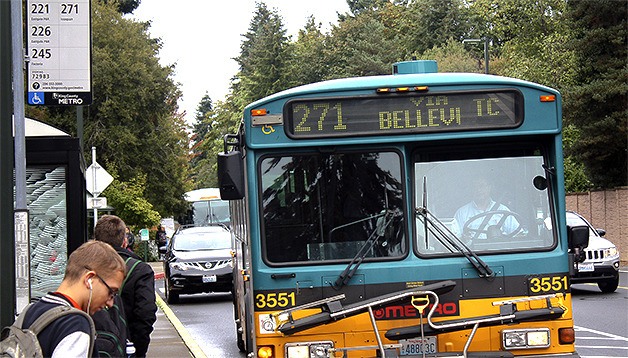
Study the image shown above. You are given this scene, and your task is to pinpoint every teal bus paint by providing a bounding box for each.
[218,61,581,358]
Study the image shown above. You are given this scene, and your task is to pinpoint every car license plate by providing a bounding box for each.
[202,275,217,283]
[399,337,437,356]
[578,262,595,272]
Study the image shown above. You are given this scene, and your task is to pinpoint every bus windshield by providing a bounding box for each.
[414,146,554,255]
[190,199,230,226]
[260,151,406,264]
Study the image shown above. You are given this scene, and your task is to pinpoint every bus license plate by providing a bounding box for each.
[577,262,594,272]
[202,275,217,283]
[399,337,437,355]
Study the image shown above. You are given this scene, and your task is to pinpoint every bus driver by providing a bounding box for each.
[453,177,521,241]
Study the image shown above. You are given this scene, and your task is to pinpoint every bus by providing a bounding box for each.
[179,188,231,228]
[217,60,587,358]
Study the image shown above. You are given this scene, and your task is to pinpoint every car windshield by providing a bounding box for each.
[173,229,231,251]
[414,147,555,255]
[260,151,405,264]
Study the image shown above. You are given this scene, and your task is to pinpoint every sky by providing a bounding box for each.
[130,1,350,125]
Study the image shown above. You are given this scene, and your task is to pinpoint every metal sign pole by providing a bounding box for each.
[0,0,16,327]
[12,0,30,314]
[92,147,98,227]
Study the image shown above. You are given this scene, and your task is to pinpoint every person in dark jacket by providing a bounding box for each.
[94,215,157,358]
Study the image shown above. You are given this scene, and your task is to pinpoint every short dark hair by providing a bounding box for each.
[94,215,126,247]
[65,240,126,282]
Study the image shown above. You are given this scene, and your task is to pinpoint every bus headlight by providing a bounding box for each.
[285,341,334,358]
[502,328,550,349]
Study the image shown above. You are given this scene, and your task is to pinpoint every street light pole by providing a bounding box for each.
[463,38,490,74]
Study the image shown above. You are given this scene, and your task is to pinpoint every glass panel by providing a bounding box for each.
[415,154,553,255]
[26,167,68,298]
[187,199,231,227]
[261,151,405,264]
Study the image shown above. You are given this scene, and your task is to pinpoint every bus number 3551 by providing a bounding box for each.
[255,292,296,309]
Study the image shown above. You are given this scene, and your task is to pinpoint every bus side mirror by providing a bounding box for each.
[217,151,245,200]
[567,225,589,263]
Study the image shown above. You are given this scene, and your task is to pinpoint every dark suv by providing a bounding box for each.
[160,225,233,303]
[567,211,620,293]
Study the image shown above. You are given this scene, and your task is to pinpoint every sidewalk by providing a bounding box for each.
[147,262,204,358]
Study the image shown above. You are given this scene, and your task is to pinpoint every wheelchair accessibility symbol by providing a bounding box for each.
[28,92,44,105]
[262,125,275,135]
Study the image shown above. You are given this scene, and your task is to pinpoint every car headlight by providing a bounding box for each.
[503,328,550,350]
[170,262,190,271]
[604,247,618,258]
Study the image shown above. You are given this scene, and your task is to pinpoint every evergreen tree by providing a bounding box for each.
[564,0,627,188]
[234,2,292,104]
[190,93,217,188]
[287,17,330,87]
[327,11,403,78]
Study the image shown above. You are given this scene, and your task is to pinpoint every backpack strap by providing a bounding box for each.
[28,305,96,357]
[13,303,35,329]
[121,257,142,292]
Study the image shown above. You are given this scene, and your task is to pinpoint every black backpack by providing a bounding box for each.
[93,296,128,357]
[92,257,142,357]
[1,304,95,358]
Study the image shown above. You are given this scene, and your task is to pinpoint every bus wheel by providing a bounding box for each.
[598,275,619,293]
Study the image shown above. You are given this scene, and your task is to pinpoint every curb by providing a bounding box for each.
[155,272,165,280]
[155,294,207,358]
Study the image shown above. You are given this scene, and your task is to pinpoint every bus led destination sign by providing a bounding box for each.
[285,90,522,138]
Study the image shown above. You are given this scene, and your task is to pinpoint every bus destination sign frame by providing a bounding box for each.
[27,0,92,106]
[284,89,523,139]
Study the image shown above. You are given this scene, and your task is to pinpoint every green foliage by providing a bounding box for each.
[416,39,480,73]
[25,0,191,222]
[286,17,330,86]
[234,2,292,104]
[189,93,214,186]
[562,124,593,192]
[103,171,161,228]
[563,0,627,188]
[402,0,473,55]
[326,11,403,78]
[190,0,624,193]
[102,0,141,14]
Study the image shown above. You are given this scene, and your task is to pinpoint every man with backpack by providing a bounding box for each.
[93,215,157,358]
[1,240,127,357]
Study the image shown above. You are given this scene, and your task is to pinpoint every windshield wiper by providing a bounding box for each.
[331,209,395,290]
[416,206,493,278]
[418,177,492,278]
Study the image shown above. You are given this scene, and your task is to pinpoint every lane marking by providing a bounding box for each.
[155,293,208,358]
[575,326,628,342]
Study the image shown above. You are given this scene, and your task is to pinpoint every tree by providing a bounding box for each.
[103,170,161,228]
[103,0,141,14]
[417,38,480,73]
[26,0,191,219]
[234,2,292,104]
[564,0,627,188]
[286,17,330,87]
[326,11,403,78]
[189,93,219,188]
[403,0,472,55]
